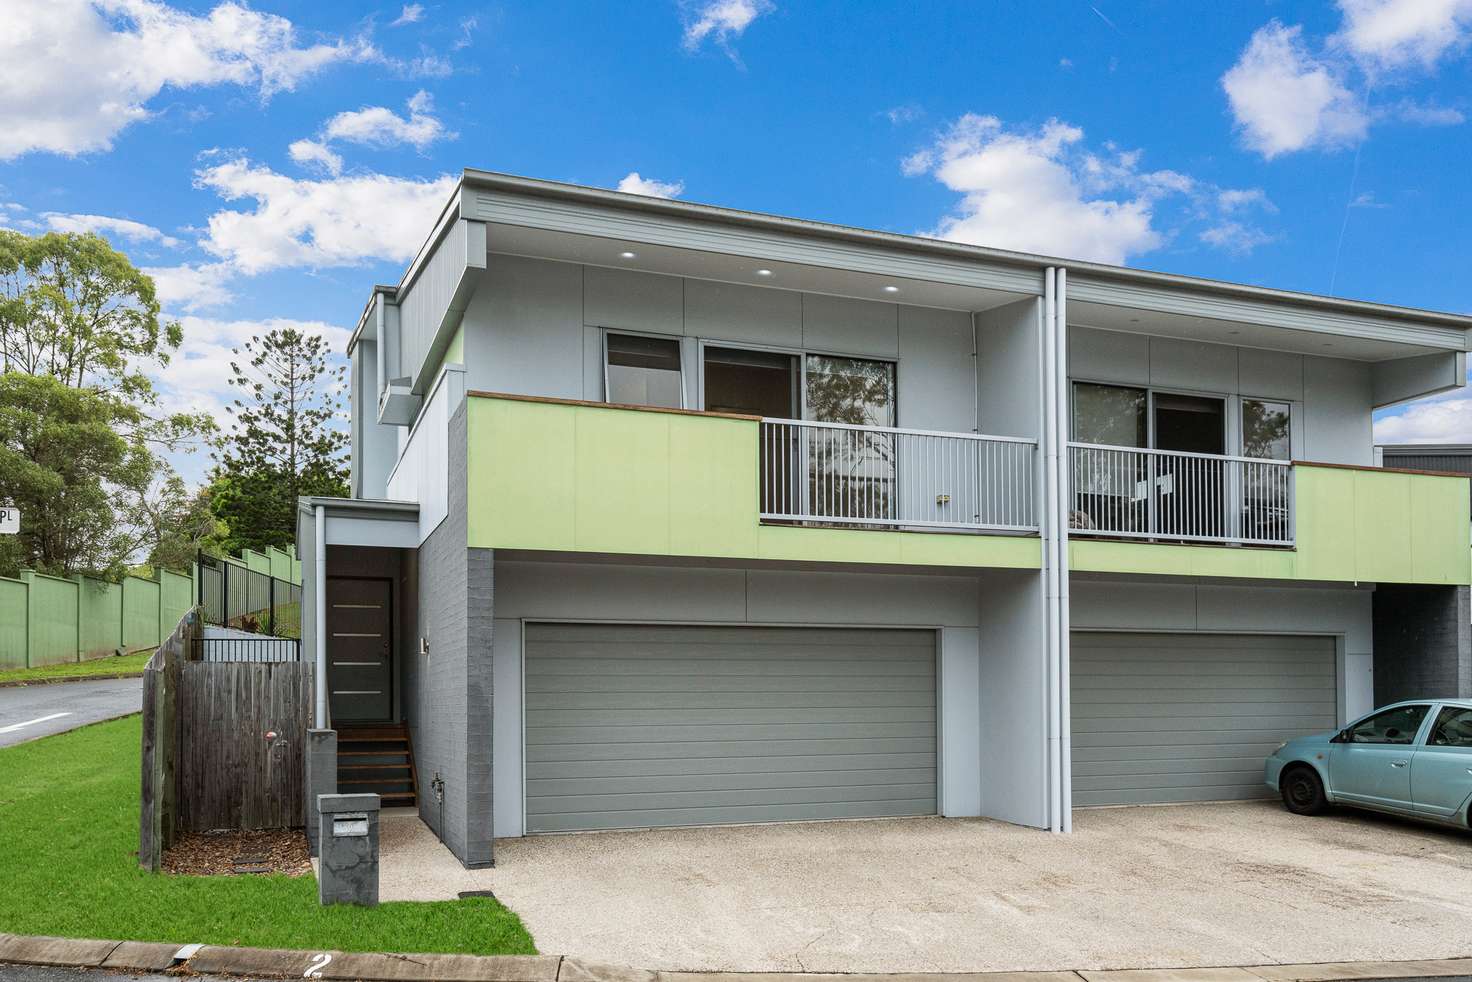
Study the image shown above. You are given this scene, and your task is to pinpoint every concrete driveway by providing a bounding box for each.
[379,802,1472,974]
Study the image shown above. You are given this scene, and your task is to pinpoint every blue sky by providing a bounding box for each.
[4,0,1472,484]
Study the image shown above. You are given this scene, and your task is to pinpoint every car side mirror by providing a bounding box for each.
[1330,729,1350,744]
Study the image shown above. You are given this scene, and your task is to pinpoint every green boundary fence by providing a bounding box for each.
[0,548,301,671]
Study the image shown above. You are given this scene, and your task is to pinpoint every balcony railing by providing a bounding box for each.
[759,418,1038,533]
[1068,442,1294,547]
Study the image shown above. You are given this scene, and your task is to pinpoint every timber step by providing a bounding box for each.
[336,723,418,809]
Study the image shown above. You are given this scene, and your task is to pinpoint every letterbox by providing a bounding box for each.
[317,792,380,906]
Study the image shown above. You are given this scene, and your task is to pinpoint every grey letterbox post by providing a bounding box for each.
[317,792,380,907]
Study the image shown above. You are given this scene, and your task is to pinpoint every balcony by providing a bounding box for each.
[759,419,1038,533]
[1067,442,1293,547]
[463,393,1042,571]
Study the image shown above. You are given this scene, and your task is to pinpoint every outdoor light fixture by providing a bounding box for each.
[756,268,773,277]
[619,251,636,259]
[883,285,899,293]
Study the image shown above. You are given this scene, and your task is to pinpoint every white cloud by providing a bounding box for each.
[1217,188,1278,213]
[1200,221,1278,255]
[155,315,353,418]
[883,105,922,125]
[390,3,424,27]
[616,172,686,199]
[321,90,450,150]
[1222,22,1369,159]
[681,0,773,56]
[143,261,237,312]
[288,139,344,176]
[40,212,182,248]
[904,115,1274,265]
[194,156,456,274]
[1334,0,1472,71]
[1374,394,1472,443]
[0,0,374,160]
[1393,100,1466,125]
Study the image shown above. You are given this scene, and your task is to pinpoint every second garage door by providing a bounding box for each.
[524,623,937,833]
[1072,631,1338,806]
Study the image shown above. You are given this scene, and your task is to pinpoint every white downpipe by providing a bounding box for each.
[1056,267,1073,834]
[314,503,327,729]
[1042,268,1063,834]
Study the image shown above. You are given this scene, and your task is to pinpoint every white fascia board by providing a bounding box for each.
[1067,274,1471,351]
[463,186,1044,298]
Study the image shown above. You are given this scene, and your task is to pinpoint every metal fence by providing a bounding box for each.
[193,635,302,663]
[759,418,1038,532]
[1067,442,1295,546]
[197,551,302,638]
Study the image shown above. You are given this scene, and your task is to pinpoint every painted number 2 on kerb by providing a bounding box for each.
[0,507,17,535]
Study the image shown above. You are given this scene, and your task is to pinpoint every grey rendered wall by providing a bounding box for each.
[1071,577,1374,723]
[351,339,401,500]
[399,406,495,867]
[1372,584,1471,704]
[489,560,1013,836]
[1068,325,1374,465]
[977,298,1043,440]
[975,569,1049,827]
[461,255,978,433]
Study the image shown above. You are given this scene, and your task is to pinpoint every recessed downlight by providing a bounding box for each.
[619,251,637,259]
[756,268,773,277]
[883,285,900,294]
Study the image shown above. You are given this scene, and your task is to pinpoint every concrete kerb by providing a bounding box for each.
[0,935,1470,982]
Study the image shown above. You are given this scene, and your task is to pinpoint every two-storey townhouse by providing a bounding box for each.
[298,170,1472,869]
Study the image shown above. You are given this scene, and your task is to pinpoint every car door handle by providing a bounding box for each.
[1391,760,1408,767]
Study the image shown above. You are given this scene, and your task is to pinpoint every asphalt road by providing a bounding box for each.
[0,677,141,748]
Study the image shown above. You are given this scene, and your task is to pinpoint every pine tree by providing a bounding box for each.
[211,327,348,552]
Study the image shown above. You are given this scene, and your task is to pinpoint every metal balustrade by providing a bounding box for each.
[759,418,1038,532]
[1067,442,1294,546]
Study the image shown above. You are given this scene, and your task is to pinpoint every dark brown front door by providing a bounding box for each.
[326,578,393,722]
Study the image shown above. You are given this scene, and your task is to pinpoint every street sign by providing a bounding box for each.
[0,507,18,534]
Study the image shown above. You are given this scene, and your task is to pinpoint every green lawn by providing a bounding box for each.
[0,716,536,955]
[0,651,155,686]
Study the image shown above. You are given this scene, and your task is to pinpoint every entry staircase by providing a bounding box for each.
[336,723,418,808]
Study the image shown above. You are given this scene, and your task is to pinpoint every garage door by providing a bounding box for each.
[524,623,937,833]
[1071,632,1337,806]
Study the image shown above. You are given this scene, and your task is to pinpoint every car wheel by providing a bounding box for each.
[1280,766,1327,816]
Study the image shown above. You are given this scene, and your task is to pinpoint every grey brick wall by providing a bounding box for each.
[400,403,495,868]
[1372,584,1471,705]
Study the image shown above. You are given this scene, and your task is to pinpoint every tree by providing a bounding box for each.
[0,229,181,399]
[212,326,348,552]
[0,373,155,578]
[131,476,231,574]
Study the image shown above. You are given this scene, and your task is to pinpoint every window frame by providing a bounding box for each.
[1070,378,1303,460]
[695,337,900,426]
[1428,705,1472,749]
[602,329,687,411]
[1240,397,1293,461]
[1342,703,1433,745]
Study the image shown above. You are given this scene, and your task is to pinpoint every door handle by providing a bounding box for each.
[1391,760,1408,767]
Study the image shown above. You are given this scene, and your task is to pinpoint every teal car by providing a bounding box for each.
[1265,700,1472,828]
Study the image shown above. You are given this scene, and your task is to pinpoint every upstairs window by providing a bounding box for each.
[1242,399,1292,460]
[605,333,683,409]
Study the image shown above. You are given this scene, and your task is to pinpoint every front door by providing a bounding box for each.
[326,578,393,723]
[1329,703,1431,812]
[1152,393,1226,539]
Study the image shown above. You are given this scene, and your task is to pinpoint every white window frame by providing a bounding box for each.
[602,328,687,410]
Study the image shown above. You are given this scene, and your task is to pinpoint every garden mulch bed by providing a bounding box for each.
[161,828,312,877]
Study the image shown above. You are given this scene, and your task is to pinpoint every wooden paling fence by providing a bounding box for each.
[139,608,313,871]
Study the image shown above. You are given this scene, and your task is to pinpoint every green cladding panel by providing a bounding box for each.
[465,395,1042,571]
[1070,464,1472,584]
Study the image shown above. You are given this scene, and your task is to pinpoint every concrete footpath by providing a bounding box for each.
[2,934,1471,982]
